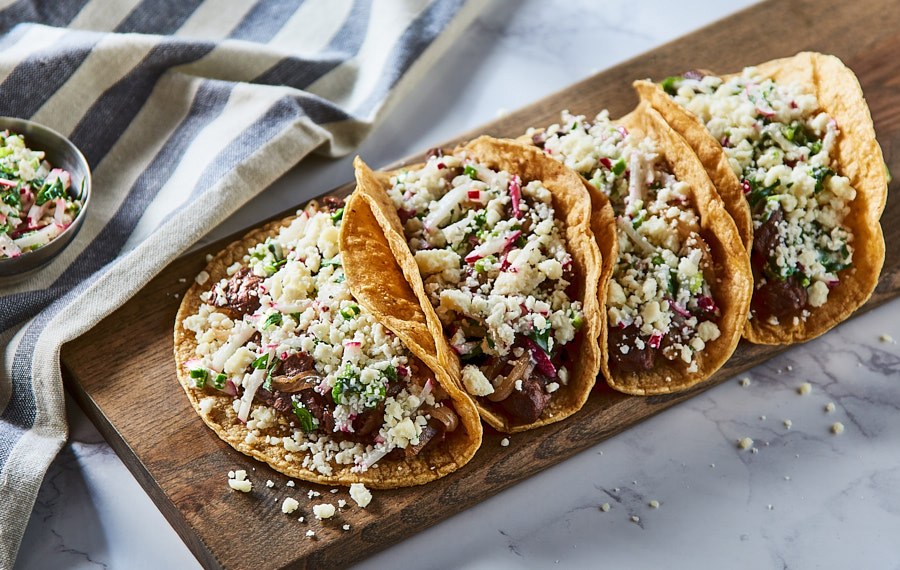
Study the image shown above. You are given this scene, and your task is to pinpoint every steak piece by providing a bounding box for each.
[352,402,385,437]
[256,388,293,413]
[298,389,335,433]
[499,376,550,424]
[281,351,315,377]
[322,196,345,212]
[607,324,655,373]
[752,275,808,319]
[752,209,783,268]
[209,267,261,316]
[404,420,441,457]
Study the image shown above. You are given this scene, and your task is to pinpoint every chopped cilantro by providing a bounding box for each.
[251,354,268,369]
[661,76,681,95]
[528,327,551,354]
[611,158,626,176]
[810,166,835,194]
[291,400,317,433]
[262,312,283,330]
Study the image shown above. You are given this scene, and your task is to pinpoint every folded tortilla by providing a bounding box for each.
[352,137,603,432]
[635,52,886,344]
[525,103,752,394]
[173,196,482,488]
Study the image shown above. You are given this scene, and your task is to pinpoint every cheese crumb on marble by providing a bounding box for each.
[350,483,372,508]
[739,377,751,387]
[738,437,754,450]
[798,382,812,395]
[500,438,510,447]
[879,333,895,343]
[600,503,611,512]
[630,515,640,523]
[648,500,660,509]
[767,504,774,511]
[282,497,300,514]
[825,402,835,413]
[313,503,336,520]
[831,422,845,435]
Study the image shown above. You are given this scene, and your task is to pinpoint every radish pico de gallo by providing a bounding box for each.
[0,130,80,259]
[531,111,721,375]
[387,150,585,424]
[181,199,460,476]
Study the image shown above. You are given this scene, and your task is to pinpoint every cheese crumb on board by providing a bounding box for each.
[286,480,295,488]
[500,438,510,447]
[831,422,845,435]
[282,498,300,514]
[228,478,252,492]
[738,437,754,450]
[798,382,812,395]
[313,503,336,520]
[305,530,315,538]
[349,483,372,508]
[338,499,347,508]
[266,480,274,488]
[342,524,351,531]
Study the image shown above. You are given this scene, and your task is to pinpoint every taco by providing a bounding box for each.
[352,137,603,432]
[173,194,482,488]
[635,52,887,344]
[526,102,751,395]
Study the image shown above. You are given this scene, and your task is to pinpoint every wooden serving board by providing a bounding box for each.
[61,0,900,567]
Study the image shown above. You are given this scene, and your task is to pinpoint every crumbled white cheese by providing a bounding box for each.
[738,437,754,450]
[831,422,845,435]
[205,253,213,262]
[234,470,247,481]
[198,397,215,416]
[630,515,640,523]
[879,334,894,344]
[282,497,300,514]
[825,402,835,413]
[600,503,611,512]
[286,480,295,488]
[798,382,812,395]
[228,479,252,492]
[767,504,774,511]
[546,382,560,393]
[305,530,315,538]
[349,483,372,508]
[783,419,793,429]
[228,470,235,479]
[342,524,351,531]
[195,270,210,285]
[739,377,751,387]
[461,365,494,397]
[338,499,347,508]
[500,438,510,447]
[759,415,766,421]
[648,500,660,509]
[313,503,336,520]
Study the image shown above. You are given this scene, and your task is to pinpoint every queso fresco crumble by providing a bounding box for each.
[531,110,721,375]
[387,151,583,424]
[664,68,856,323]
[181,200,460,475]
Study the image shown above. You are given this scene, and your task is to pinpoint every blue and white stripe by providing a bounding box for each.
[0,0,476,565]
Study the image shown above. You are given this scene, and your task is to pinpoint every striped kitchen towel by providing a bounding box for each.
[0,1,479,566]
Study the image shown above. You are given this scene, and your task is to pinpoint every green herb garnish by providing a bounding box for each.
[263,312,283,330]
[189,368,208,388]
[291,400,317,433]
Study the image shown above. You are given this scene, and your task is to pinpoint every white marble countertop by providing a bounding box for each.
[17,0,900,568]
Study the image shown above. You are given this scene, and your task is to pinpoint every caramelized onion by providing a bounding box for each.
[487,355,534,402]
[269,369,321,393]
[427,405,459,432]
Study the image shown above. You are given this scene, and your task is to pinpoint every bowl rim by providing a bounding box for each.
[0,116,92,268]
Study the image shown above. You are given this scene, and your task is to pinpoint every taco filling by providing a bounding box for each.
[179,199,460,476]
[532,111,722,374]
[661,68,856,326]
[386,151,585,424]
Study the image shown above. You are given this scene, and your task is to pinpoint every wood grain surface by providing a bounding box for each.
[60,0,900,568]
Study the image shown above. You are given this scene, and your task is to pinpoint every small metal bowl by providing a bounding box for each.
[0,117,92,279]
